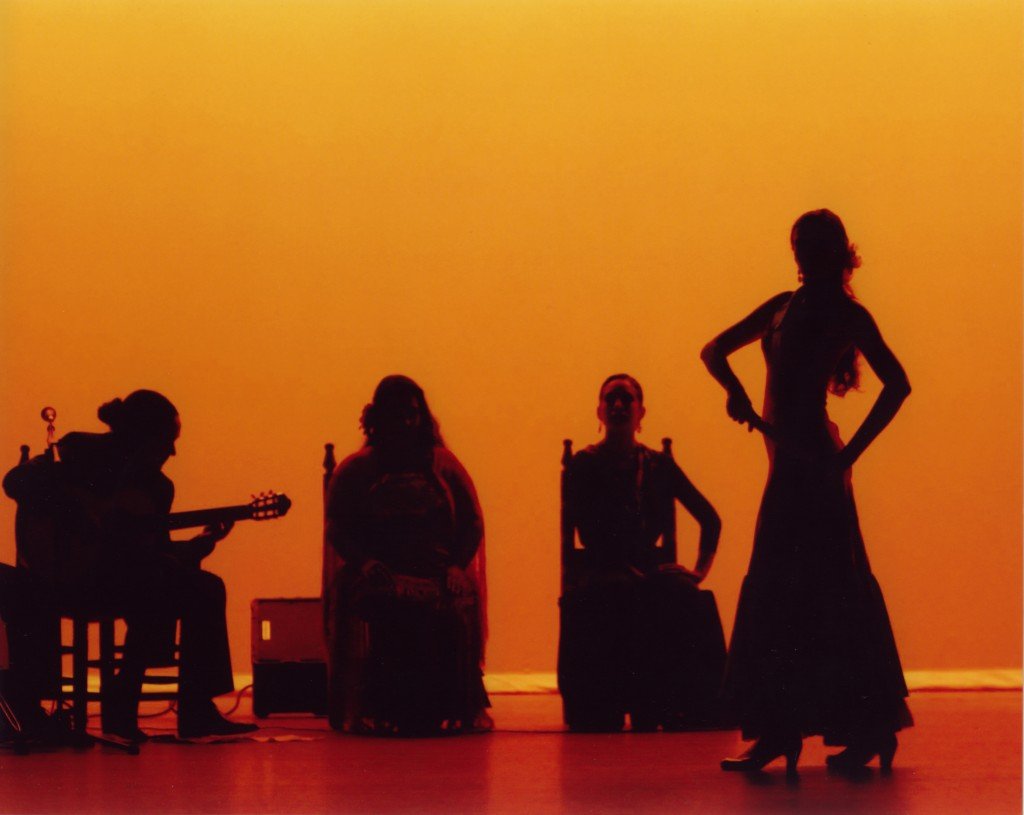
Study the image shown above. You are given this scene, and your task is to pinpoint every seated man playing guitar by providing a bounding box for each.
[5,390,263,741]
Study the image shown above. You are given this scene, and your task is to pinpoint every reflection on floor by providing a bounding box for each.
[1,691,1020,814]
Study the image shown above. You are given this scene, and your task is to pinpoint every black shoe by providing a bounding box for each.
[827,734,898,774]
[100,716,150,743]
[178,699,258,739]
[721,734,802,777]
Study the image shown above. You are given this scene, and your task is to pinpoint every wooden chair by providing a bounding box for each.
[9,441,180,752]
[560,437,679,595]
[0,565,137,753]
[58,614,138,753]
[557,437,729,731]
[57,613,181,752]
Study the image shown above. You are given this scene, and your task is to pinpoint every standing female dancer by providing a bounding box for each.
[701,210,913,774]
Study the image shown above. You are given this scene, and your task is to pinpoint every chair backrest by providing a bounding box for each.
[560,437,677,595]
[323,443,336,496]
[657,438,678,564]
[321,443,341,629]
[6,443,58,578]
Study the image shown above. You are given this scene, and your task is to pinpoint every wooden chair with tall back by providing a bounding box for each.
[557,437,729,732]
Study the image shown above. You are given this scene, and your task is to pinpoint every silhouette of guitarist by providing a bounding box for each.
[5,390,257,741]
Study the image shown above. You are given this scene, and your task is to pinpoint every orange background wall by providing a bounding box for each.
[2,0,1020,676]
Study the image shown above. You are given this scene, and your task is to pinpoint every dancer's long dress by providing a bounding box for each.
[725,293,913,744]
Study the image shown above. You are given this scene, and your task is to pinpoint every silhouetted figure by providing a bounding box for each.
[702,210,913,775]
[3,390,257,741]
[1,444,57,745]
[324,376,491,736]
[0,561,64,747]
[559,374,725,732]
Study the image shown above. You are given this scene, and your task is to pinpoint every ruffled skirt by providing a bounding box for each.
[725,445,913,743]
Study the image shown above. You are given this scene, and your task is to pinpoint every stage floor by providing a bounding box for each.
[2,691,1020,814]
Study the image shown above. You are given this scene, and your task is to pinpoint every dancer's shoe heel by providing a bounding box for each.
[785,742,802,778]
[721,735,801,775]
[826,733,898,774]
[878,736,897,773]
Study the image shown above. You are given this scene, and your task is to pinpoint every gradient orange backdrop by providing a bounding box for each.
[2,0,1020,677]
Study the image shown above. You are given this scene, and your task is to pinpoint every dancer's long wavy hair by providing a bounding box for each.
[790,209,862,396]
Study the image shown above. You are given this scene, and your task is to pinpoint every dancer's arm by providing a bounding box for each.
[836,305,911,469]
[701,292,791,429]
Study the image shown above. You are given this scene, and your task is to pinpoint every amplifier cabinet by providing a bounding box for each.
[251,598,327,718]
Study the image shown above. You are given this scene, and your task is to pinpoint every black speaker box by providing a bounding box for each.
[250,598,327,718]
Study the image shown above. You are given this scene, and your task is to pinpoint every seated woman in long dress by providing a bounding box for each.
[323,375,490,736]
[559,374,724,732]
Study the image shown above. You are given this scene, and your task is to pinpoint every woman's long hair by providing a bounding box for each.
[790,209,862,396]
[360,375,444,453]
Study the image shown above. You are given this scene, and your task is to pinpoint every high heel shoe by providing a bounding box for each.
[826,733,898,773]
[721,734,802,776]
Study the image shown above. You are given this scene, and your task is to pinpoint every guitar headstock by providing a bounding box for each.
[248,491,292,521]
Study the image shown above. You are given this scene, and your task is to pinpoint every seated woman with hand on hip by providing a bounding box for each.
[559,374,726,732]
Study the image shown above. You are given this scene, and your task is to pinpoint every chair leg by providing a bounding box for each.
[99,620,116,705]
[69,618,139,755]
[72,619,88,736]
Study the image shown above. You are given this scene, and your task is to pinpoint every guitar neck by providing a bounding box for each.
[164,505,252,531]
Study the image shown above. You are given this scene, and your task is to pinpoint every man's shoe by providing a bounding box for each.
[178,699,258,739]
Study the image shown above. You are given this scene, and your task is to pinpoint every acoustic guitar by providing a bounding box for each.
[11,483,291,585]
[161,491,292,530]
